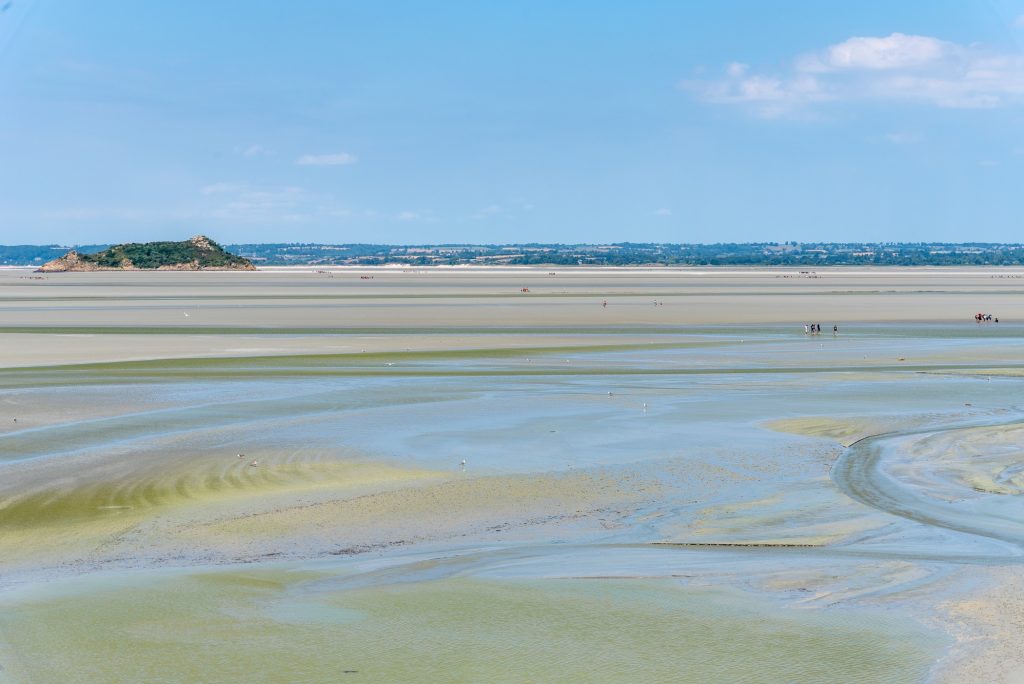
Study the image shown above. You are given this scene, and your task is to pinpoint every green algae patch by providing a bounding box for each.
[0,569,943,684]
[0,460,441,530]
[1,340,710,371]
[1,356,1011,391]
[0,458,445,568]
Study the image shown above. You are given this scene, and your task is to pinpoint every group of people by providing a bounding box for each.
[974,313,999,323]
[804,323,838,336]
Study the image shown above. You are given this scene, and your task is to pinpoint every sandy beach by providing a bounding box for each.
[2,266,1024,682]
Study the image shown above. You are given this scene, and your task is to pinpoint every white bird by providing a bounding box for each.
[183,312,190,317]
[237,453,244,459]
[250,460,259,467]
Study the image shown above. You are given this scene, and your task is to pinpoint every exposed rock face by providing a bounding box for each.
[189,235,215,251]
[36,236,256,272]
[36,251,100,273]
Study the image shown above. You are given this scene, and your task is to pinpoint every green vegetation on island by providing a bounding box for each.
[35,235,255,272]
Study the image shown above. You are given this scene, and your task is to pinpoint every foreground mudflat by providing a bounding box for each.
[2,267,1024,682]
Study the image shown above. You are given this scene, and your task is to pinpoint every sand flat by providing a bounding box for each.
[3,267,1024,682]
[3,266,1024,331]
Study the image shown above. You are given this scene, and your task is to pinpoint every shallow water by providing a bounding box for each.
[6,324,1024,681]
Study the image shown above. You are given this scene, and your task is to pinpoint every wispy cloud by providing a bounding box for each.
[196,182,436,225]
[209,185,311,222]
[471,204,503,220]
[469,202,538,220]
[238,144,271,157]
[653,208,672,216]
[200,183,339,223]
[395,210,438,223]
[683,32,1024,116]
[295,152,358,166]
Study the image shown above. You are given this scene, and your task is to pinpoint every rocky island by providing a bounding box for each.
[36,235,256,272]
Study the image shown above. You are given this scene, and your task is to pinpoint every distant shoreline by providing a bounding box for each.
[8,263,1024,275]
[9,242,1024,268]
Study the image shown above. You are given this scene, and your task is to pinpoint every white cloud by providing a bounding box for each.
[799,33,955,72]
[397,211,420,221]
[1015,15,1024,28]
[684,32,1024,115]
[653,208,672,216]
[726,62,749,78]
[684,71,828,116]
[295,152,358,166]
[239,144,271,157]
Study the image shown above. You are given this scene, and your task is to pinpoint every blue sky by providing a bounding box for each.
[2,1,1024,245]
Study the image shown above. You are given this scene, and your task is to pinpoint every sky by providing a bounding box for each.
[2,1,1024,245]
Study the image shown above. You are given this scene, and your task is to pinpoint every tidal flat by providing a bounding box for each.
[3,267,1024,682]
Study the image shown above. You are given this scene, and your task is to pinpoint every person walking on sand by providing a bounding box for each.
[833,325,838,336]
[804,324,809,335]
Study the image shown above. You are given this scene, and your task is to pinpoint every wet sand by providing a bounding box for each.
[0,568,940,684]
[2,267,1024,682]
